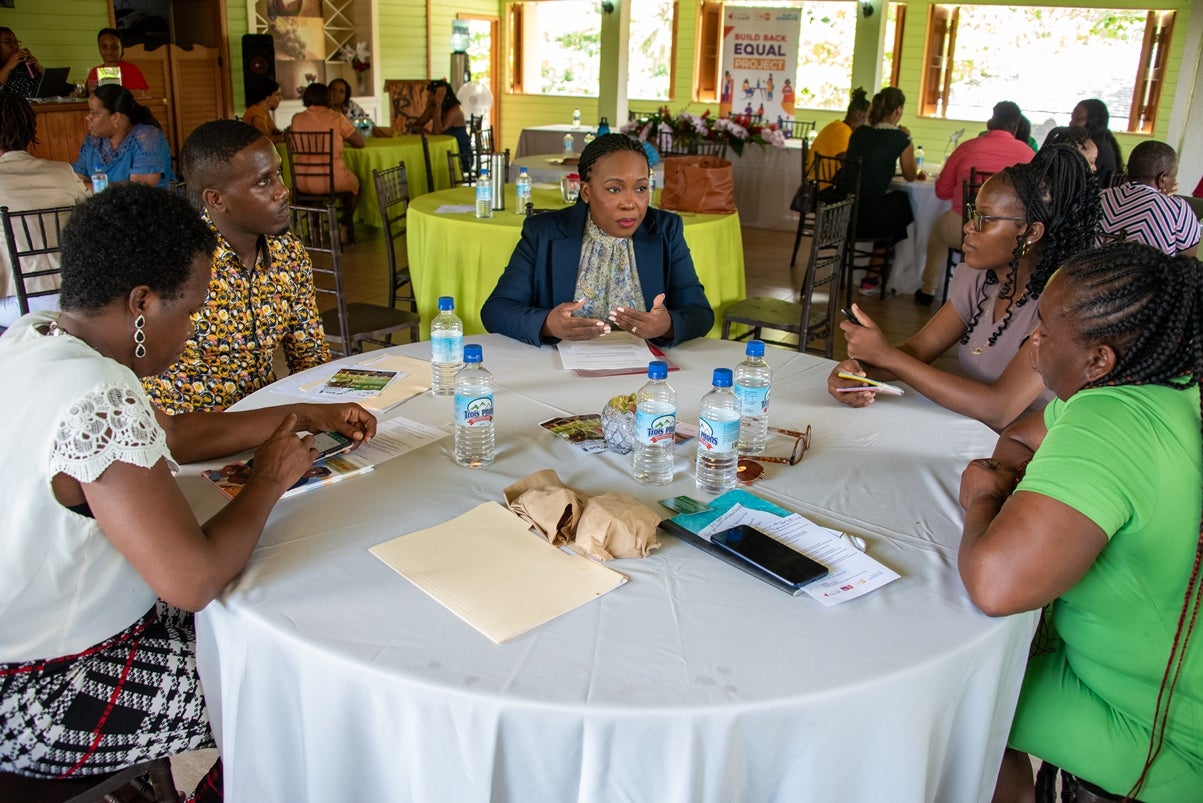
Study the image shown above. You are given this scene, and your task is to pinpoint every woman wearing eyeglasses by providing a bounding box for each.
[828,145,1100,431]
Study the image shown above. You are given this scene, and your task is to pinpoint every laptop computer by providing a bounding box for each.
[27,67,70,99]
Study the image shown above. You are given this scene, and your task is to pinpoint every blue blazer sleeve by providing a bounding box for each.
[480,203,714,347]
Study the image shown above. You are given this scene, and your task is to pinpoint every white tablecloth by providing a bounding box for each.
[191,335,1036,802]
[888,177,953,295]
[515,124,597,159]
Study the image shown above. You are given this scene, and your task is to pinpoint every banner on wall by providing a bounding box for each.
[720,7,801,123]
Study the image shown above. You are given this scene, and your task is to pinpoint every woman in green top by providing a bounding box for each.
[958,242,1203,802]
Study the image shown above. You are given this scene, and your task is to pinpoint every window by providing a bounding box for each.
[881,4,907,89]
[628,0,678,101]
[509,0,678,100]
[920,5,1175,133]
[511,1,600,96]
[694,0,857,111]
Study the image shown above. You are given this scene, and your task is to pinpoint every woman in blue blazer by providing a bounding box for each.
[481,134,713,347]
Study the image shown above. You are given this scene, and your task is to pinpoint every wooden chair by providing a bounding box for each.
[447,149,510,188]
[941,167,993,304]
[284,129,356,245]
[722,196,856,358]
[655,131,727,159]
[290,203,420,356]
[372,163,415,312]
[790,154,860,282]
[419,131,435,193]
[1,204,75,317]
[778,119,815,141]
[168,180,203,213]
[0,756,180,803]
[1096,227,1128,244]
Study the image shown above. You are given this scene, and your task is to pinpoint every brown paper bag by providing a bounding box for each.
[574,492,662,561]
[503,469,587,546]
[659,155,737,215]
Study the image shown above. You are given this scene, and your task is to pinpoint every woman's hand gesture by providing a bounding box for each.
[543,299,611,340]
[841,303,896,369]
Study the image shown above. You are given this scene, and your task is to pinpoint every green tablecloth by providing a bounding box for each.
[407,186,746,339]
[278,135,457,227]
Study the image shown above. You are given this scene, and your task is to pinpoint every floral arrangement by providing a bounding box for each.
[338,41,372,74]
[619,105,787,157]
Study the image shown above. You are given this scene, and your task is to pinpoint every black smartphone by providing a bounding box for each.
[312,431,355,460]
[711,525,829,587]
[840,307,863,326]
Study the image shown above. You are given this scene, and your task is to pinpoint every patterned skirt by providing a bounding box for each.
[0,601,215,779]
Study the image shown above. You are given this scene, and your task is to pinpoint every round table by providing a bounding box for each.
[277,135,457,227]
[406,186,746,339]
[191,334,1038,802]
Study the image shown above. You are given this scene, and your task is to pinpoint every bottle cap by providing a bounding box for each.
[647,361,668,380]
[712,368,733,387]
[479,167,489,177]
[745,340,765,358]
[438,296,454,311]
[463,344,483,363]
[519,167,528,175]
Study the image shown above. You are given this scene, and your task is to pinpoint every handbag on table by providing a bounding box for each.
[659,155,736,215]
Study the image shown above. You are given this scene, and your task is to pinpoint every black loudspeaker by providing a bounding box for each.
[241,34,275,107]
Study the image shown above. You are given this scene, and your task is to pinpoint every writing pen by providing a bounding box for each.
[836,372,905,396]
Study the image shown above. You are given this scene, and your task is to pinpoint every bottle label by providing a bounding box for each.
[698,416,740,453]
[454,393,494,426]
[431,333,462,364]
[734,384,770,415]
[636,409,676,446]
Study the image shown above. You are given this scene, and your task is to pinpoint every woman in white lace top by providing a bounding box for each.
[0,183,376,799]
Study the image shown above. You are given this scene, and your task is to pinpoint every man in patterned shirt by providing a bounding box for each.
[143,120,331,412]
[1098,140,1199,258]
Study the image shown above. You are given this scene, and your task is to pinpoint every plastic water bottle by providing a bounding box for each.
[915,144,925,172]
[562,133,574,157]
[695,368,741,494]
[734,340,771,454]
[633,361,677,485]
[475,167,493,219]
[91,167,108,193]
[430,296,463,397]
[572,108,581,129]
[454,344,494,468]
[515,166,532,214]
[649,171,657,208]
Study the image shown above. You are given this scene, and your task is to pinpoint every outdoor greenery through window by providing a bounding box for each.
[628,0,675,100]
[923,5,1174,132]
[511,0,677,100]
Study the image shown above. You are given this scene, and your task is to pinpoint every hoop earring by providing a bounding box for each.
[133,314,146,359]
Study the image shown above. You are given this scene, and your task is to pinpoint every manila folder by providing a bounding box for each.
[370,501,627,643]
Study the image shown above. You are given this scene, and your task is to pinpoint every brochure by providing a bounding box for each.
[539,414,607,454]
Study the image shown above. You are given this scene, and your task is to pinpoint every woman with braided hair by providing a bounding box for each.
[481,133,713,346]
[828,144,1100,430]
[960,242,1203,802]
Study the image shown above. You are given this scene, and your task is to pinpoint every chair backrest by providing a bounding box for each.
[800,196,856,358]
[373,162,409,287]
[1096,227,1128,244]
[809,152,845,192]
[1,204,75,316]
[448,149,510,188]
[169,180,204,212]
[656,131,727,160]
[285,129,337,197]
[289,202,352,357]
[781,119,815,140]
[447,150,470,187]
[418,131,435,193]
[961,167,994,228]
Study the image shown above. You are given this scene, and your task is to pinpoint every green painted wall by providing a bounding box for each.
[10,0,1193,162]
